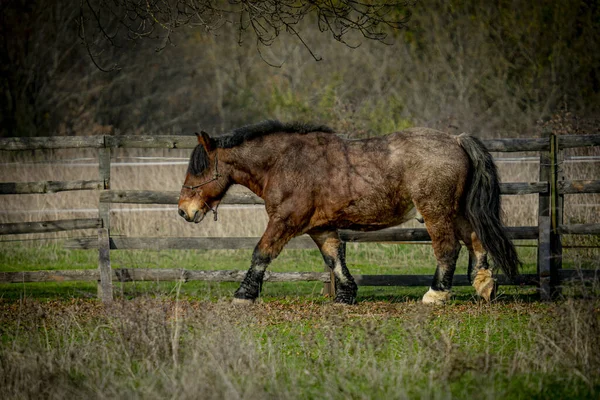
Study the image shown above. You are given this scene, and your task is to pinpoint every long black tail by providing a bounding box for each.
[456,134,520,280]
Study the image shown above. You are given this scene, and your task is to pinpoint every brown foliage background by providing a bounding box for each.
[1,0,599,138]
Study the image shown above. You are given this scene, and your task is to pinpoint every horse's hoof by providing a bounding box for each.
[473,269,496,302]
[333,297,356,305]
[422,288,451,305]
[232,297,255,306]
[333,291,357,305]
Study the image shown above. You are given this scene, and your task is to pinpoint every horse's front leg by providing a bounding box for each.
[233,218,294,304]
[310,230,358,304]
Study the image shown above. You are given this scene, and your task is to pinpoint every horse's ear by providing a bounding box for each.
[195,131,214,151]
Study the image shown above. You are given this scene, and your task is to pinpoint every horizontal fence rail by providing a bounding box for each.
[64,226,543,250]
[63,224,600,251]
[0,135,554,151]
[559,180,600,194]
[0,136,105,150]
[0,135,584,153]
[557,134,600,149]
[99,190,265,205]
[0,133,588,152]
[1,268,596,287]
[99,184,551,206]
[0,218,102,235]
[0,132,583,152]
[0,180,105,195]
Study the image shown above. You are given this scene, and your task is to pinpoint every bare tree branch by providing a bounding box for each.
[79,0,414,67]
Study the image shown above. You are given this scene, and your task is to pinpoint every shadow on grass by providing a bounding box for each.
[0,279,593,306]
[356,285,542,304]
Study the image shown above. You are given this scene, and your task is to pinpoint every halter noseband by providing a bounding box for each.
[181,153,221,221]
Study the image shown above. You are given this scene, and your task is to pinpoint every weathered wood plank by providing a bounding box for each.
[0,135,564,153]
[0,218,102,235]
[558,224,600,235]
[106,135,198,149]
[537,130,552,301]
[558,180,600,194]
[557,134,600,150]
[1,268,594,285]
[98,228,113,303]
[482,137,550,152]
[340,228,431,242]
[0,136,105,150]
[99,190,265,205]
[500,182,548,195]
[105,136,552,152]
[340,226,538,242]
[99,190,179,205]
[355,273,539,286]
[537,216,552,301]
[98,183,549,205]
[65,227,534,250]
[65,235,317,250]
[98,147,111,231]
[114,269,331,283]
[0,180,104,195]
[0,269,100,283]
[549,134,562,298]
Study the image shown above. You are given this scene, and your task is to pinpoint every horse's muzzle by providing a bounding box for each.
[178,208,205,224]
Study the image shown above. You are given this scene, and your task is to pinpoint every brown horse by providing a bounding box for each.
[178,121,519,305]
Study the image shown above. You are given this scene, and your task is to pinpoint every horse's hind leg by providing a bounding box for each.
[455,217,496,301]
[233,218,294,304]
[310,230,358,304]
[422,218,462,305]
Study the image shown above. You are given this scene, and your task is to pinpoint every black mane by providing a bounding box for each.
[187,120,334,176]
[216,120,334,148]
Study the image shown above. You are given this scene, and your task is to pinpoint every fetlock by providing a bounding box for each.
[234,269,264,301]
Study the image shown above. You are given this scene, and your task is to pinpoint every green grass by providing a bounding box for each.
[0,242,598,399]
[0,241,543,302]
[0,296,598,399]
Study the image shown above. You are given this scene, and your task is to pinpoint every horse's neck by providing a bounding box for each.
[220,144,273,198]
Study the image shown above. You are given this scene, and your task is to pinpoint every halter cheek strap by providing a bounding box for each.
[181,153,220,190]
[181,154,220,221]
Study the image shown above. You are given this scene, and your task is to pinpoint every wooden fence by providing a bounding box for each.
[1,131,599,302]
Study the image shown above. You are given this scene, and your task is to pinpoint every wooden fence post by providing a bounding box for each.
[323,242,342,298]
[98,139,111,231]
[538,128,552,300]
[550,134,563,297]
[98,137,112,300]
[98,228,113,303]
[538,217,552,300]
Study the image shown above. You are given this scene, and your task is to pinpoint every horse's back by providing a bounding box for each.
[388,128,467,161]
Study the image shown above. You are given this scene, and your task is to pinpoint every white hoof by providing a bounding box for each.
[473,269,496,302]
[231,298,255,306]
[422,288,451,305]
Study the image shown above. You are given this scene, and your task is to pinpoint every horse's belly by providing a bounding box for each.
[318,201,418,231]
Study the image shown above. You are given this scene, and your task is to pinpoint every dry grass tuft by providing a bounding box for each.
[1,296,599,399]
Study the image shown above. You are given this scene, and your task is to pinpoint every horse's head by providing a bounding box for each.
[178,131,226,224]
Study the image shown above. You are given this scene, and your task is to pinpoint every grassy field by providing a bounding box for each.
[1,243,599,399]
[0,241,546,301]
[0,136,598,399]
[1,292,598,399]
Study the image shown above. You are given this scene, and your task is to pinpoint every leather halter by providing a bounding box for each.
[181,153,220,221]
